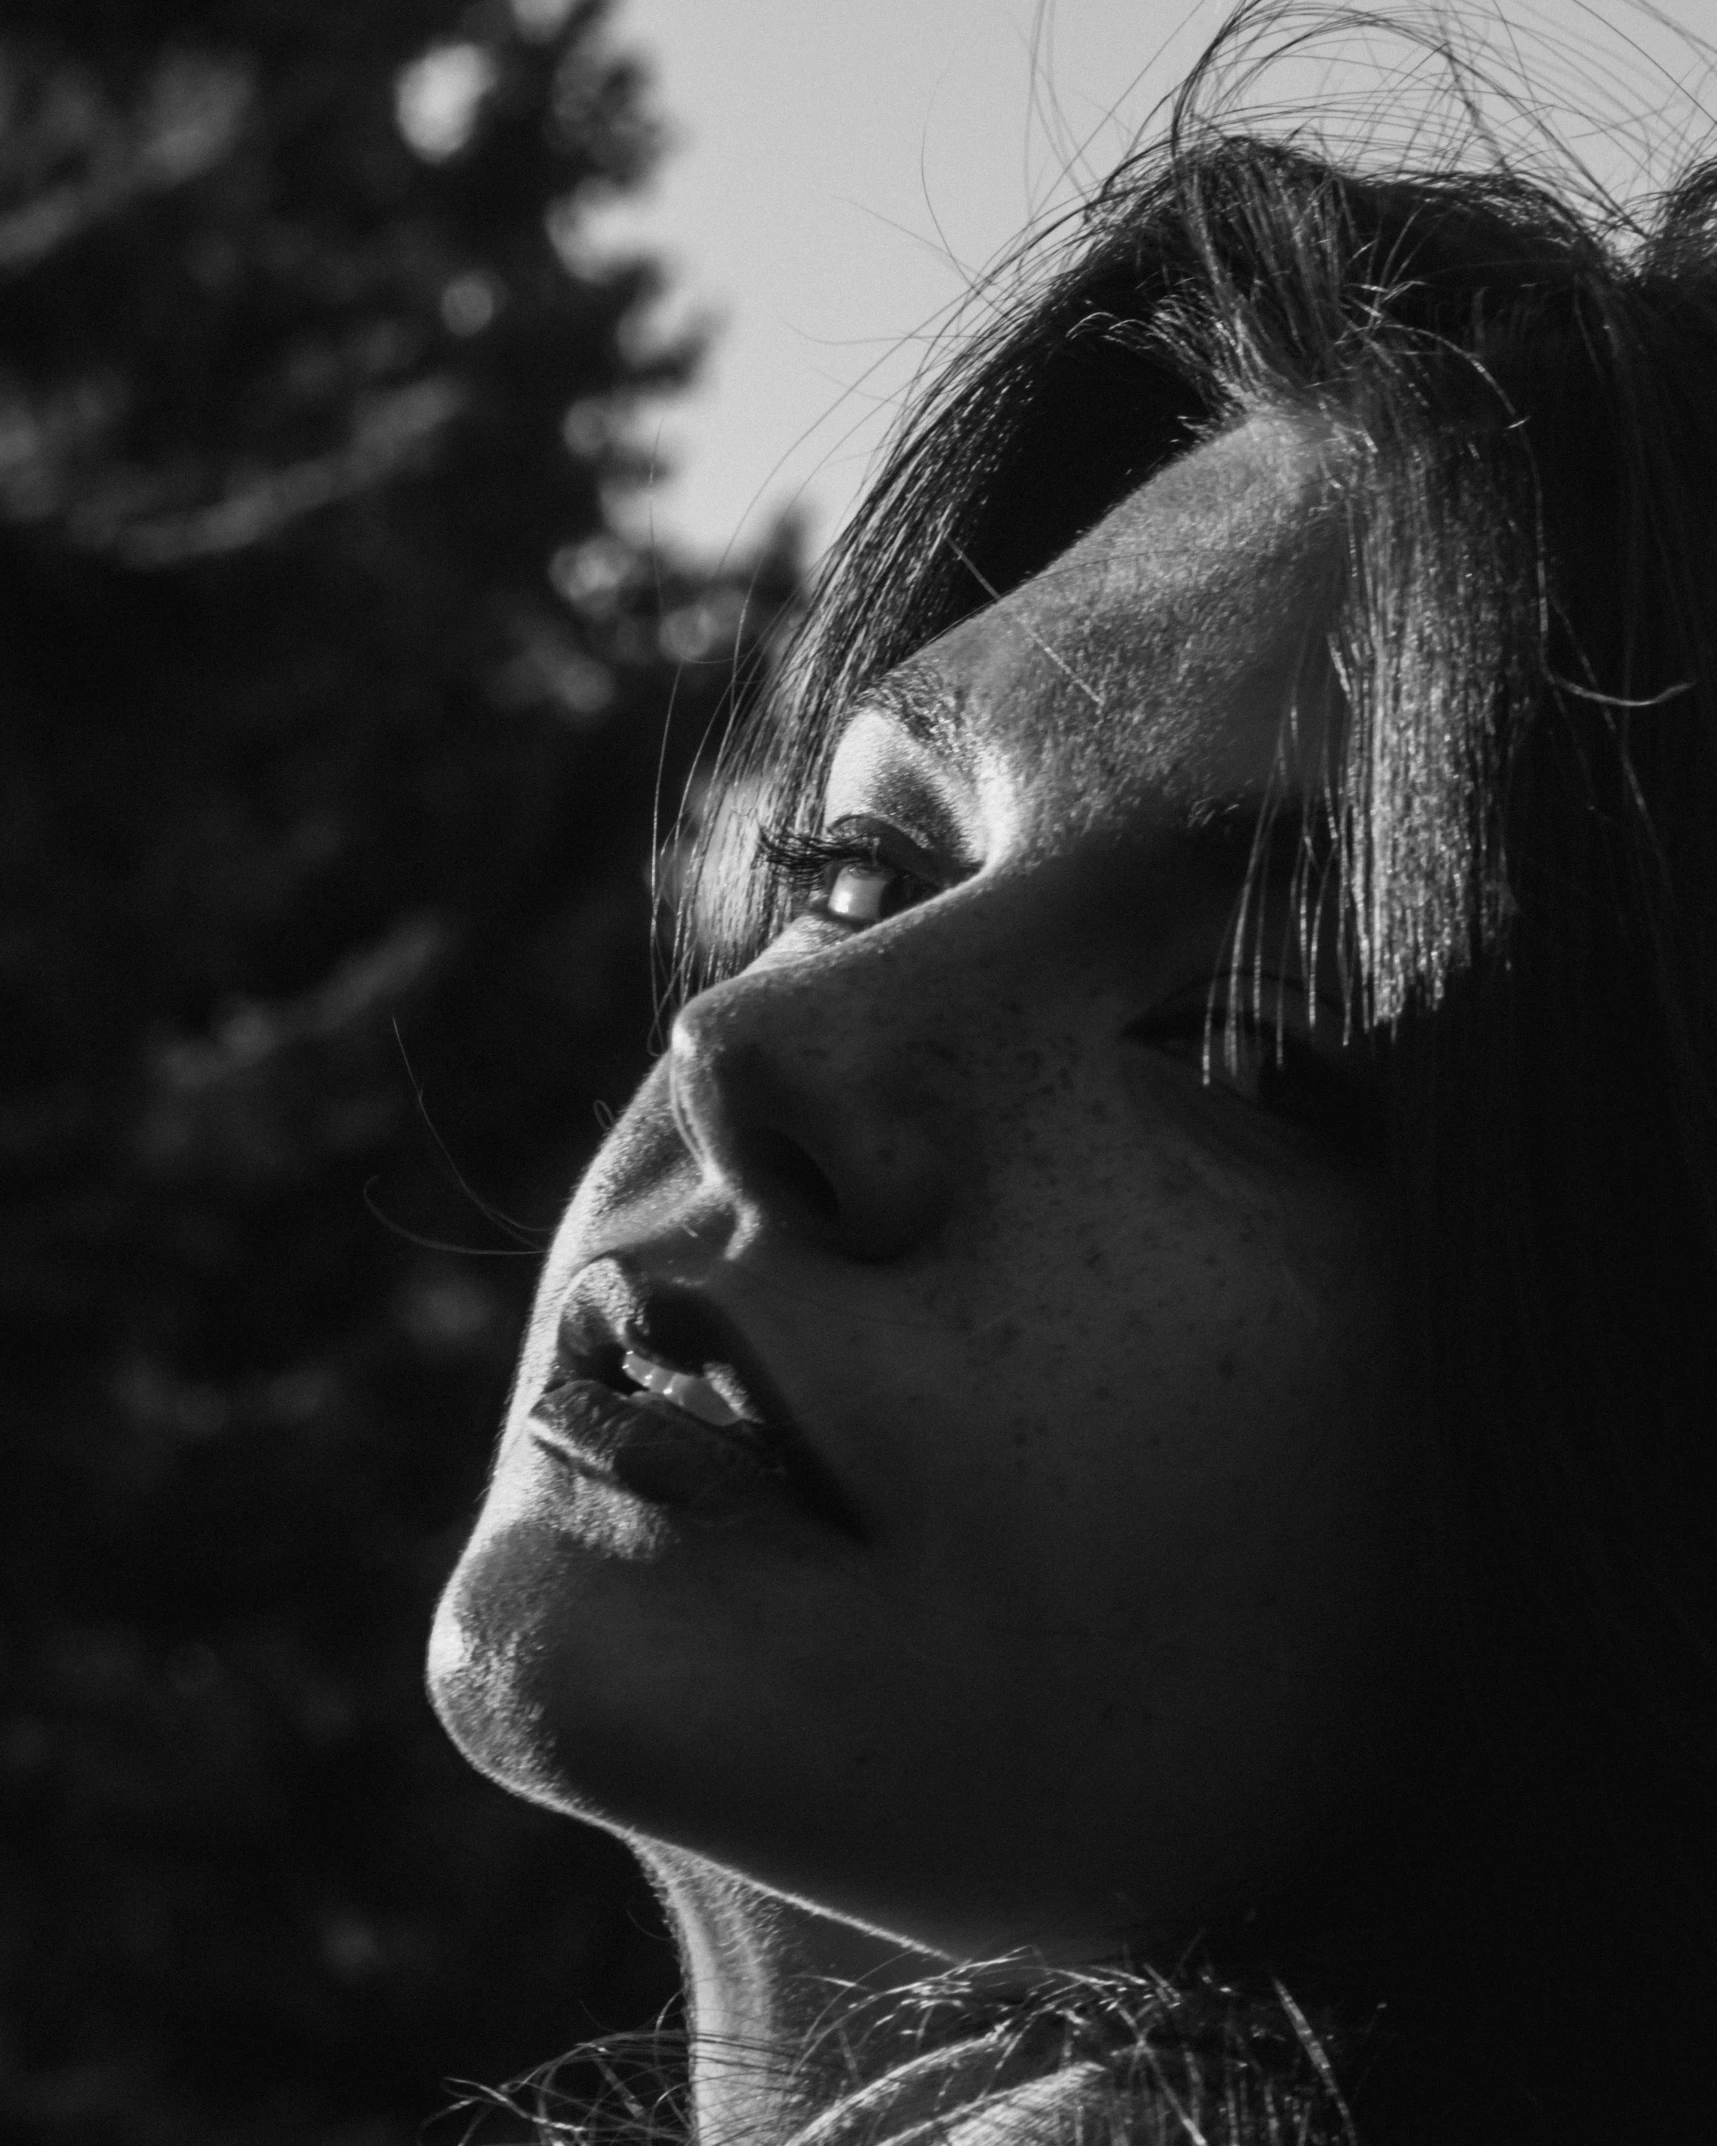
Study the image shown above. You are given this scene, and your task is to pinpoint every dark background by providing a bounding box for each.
[0,3,798,2138]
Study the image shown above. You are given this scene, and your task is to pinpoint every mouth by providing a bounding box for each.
[528,1258,862,1536]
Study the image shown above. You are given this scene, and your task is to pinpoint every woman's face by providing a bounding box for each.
[430,412,1425,1961]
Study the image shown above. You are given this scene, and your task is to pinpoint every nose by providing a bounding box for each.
[666,949,959,1261]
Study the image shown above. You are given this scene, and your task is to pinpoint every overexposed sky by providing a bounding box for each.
[590,0,1717,563]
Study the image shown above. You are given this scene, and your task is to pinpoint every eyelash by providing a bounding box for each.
[756,821,876,885]
[757,820,939,926]
[1129,988,1386,1155]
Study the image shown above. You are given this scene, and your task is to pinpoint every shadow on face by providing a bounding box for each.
[429,411,1433,1967]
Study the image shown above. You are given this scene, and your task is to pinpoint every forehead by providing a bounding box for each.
[829,410,1343,838]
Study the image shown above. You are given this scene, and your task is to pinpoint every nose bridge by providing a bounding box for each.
[667,927,975,1259]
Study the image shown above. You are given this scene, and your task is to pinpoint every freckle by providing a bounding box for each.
[1217,1353,1237,1380]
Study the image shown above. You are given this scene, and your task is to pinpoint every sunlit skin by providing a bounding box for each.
[430,412,1430,2124]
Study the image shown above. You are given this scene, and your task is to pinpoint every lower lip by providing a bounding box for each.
[528,1374,799,1517]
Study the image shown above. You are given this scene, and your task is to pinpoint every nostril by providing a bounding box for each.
[748,1128,841,1222]
[667,1032,844,1223]
[667,1002,941,1255]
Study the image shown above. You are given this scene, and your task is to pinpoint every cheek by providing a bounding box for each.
[903,1047,1400,1626]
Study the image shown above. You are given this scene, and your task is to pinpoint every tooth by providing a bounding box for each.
[664,1373,744,1428]
[621,1350,743,1429]
[621,1349,674,1397]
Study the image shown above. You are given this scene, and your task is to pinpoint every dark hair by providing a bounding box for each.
[667,10,1717,2139]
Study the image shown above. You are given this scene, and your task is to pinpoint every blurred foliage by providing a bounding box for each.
[0,2,798,2139]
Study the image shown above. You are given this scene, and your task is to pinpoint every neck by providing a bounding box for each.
[641,1847,949,2146]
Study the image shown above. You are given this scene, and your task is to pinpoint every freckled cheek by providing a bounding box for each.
[942,1004,1109,1179]
[906,1160,1346,1574]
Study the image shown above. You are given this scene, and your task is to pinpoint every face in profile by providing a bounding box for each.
[429,411,1427,1963]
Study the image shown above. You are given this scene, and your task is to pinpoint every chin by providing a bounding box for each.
[426,1526,591,1819]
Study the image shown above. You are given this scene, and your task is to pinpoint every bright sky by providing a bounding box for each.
[589,0,1717,564]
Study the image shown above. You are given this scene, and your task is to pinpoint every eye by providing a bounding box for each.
[826,861,899,924]
[1128,980,1386,1156]
[758,818,944,930]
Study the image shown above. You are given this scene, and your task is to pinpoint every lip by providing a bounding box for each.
[530,1373,792,1514]
[532,1256,862,1535]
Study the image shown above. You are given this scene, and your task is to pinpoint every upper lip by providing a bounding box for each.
[548,1254,863,1535]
